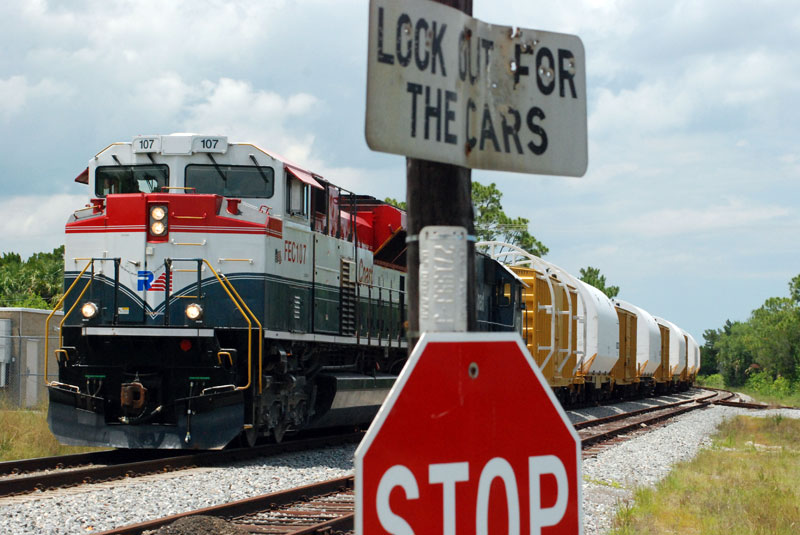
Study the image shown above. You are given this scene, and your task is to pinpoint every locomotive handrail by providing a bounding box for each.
[214,269,264,393]
[44,259,94,386]
[200,260,263,393]
[160,186,197,192]
[166,257,261,393]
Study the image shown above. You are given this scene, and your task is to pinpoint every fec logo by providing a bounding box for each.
[137,271,172,292]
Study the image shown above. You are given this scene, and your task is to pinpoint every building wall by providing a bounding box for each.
[0,308,63,408]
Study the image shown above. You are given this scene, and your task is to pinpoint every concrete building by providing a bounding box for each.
[0,308,63,407]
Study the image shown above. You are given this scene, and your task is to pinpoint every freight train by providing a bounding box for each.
[46,133,699,450]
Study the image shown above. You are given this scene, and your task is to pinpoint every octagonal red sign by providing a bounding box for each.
[355,332,582,534]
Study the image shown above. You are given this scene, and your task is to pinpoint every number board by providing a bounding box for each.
[366,0,588,177]
[192,136,228,153]
[132,136,161,153]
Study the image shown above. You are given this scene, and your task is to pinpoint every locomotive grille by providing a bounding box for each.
[340,259,356,336]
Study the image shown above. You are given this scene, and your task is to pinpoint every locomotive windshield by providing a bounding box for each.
[95,164,169,197]
[186,164,274,198]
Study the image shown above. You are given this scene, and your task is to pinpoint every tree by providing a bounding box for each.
[715,320,756,386]
[748,296,800,379]
[710,274,800,386]
[383,197,406,210]
[387,182,548,257]
[699,328,721,375]
[472,182,548,256]
[791,274,800,303]
[578,266,619,298]
[0,246,64,308]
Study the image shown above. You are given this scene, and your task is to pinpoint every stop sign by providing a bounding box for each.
[355,332,581,534]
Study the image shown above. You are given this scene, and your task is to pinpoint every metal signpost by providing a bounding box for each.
[361,0,587,531]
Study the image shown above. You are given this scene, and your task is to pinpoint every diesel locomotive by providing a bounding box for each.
[46,133,522,449]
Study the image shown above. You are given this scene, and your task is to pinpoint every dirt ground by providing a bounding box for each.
[145,515,247,535]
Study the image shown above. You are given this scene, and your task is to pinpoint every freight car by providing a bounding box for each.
[45,133,523,449]
[477,242,699,402]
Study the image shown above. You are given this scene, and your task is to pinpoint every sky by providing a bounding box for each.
[1,0,798,342]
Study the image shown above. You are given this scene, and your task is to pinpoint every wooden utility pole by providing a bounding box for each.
[406,0,476,349]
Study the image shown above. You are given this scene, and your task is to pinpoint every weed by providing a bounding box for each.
[584,475,625,489]
[609,416,800,535]
[0,400,105,461]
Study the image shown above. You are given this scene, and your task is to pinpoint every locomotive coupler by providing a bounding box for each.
[120,382,147,411]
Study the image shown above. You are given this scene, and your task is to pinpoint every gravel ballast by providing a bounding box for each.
[0,401,797,535]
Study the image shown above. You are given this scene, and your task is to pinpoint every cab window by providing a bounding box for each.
[95,165,169,197]
[285,173,309,218]
[185,164,275,198]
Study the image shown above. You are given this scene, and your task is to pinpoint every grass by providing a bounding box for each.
[0,399,106,461]
[610,415,800,535]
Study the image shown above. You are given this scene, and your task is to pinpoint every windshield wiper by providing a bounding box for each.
[207,154,227,183]
[249,154,271,184]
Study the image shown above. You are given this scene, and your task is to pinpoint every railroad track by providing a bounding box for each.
[700,386,800,410]
[576,389,724,457]
[0,431,364,498]
[95,389,746,535]
[94,476,357,535]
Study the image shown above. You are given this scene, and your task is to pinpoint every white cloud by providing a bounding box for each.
[181,78,320,164]
[589,82,695,136]
[626,198,791,237]
[0,75,70,121]
[131,73,194,119]
[0,194,86,257]
[0,76,28,120]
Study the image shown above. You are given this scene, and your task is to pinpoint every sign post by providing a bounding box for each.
[355,333,582,534]
[361,0,587,530]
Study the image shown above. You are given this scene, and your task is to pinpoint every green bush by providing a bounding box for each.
[772,376,792,397]
[745,370,774,395]
[697,374,725,388]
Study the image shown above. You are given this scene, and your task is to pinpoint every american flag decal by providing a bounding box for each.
[147,272,174,292]
[275,249,282,264]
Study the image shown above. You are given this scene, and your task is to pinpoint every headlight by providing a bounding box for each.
[151,205,167,221]
[185,303,203,320]
[148,204,168,238]
[150,221,167,236]
[81,302,99,319]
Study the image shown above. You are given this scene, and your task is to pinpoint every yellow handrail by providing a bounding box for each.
[59,277,94,343]
[217,270,263,393]
[54,349,69,363]
[160,186,197,192]
[217,351,234,367]
[44,260,93,386]
[200,260,259,392]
